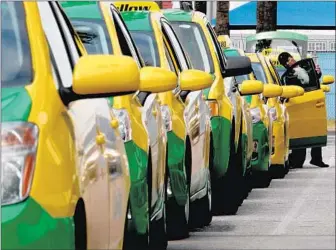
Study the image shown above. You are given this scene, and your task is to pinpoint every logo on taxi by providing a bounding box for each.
[117,3,152,12]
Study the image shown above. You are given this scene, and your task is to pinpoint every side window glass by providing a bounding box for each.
[110,8,142,68]
[161,21,189,71]
[51,2,81,63]
[281,59,320,91]
[205,22,227,73]
[38,2,73,88]
[164,42,177,74]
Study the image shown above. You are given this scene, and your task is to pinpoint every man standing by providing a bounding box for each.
[278,52,329,168]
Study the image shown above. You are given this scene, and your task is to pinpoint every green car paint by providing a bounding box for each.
[61,1,103,19]
[251,121,270,172]
[210,117,232,179]
[2,87,32,122]
[120,12,152,31]
[2,197,74,249]
[162,9,192,22]
[124,141,149,235]
[167,131,188,206]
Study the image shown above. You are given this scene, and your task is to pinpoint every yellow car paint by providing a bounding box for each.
[192,14,236,143]
[24,2,80,218]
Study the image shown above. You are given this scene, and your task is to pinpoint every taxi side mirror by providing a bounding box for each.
[263,84,283,98]
[180,69,213,91]
[139,67,177,93]
[322,75,334,85]
[73,55,139,96]
[281,86,304,99]
[239,80,264,96]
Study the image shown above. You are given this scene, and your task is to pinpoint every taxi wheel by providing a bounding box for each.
[212,124,240,215]
[74,199,87,250]
[166,142,190,240]
[236,132,248,207]
[123,200,150,250]
[149,150,168,250]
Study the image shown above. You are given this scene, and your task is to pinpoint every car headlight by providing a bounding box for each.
[1,122,38,205]
[160,105,172,132]
[112,109,132,142]
[269,107,277,121]
[250,107,261,124]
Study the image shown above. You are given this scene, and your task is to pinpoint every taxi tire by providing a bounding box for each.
[236,127,248,207]
[74,199,87,250]
[166,142,190,240]
[212,124,239,216]
[148,149,168,250]
[123,199,150,250]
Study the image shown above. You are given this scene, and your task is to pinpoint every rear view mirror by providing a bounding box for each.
[139,67,177,93]
[281,86,304,99]
[239,80,264,96]
[322,75,334,85]
[223,56,253,77]
[321,85,330,93]
[180,69,213,91]
[73,55,139,95]
[263,84,283,98]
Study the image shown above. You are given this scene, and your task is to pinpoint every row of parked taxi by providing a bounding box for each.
[1,1,334,250]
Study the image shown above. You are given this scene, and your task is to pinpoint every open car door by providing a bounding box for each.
[279,58,327,149]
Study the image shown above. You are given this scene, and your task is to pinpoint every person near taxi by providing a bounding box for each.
[278,52,329,168]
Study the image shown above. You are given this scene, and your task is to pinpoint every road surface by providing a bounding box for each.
[168,132,335,250]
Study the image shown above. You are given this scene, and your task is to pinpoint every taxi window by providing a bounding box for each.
[251,62,267,84]
[1,2,33,88]
[130,31,160,67]
[70,19,113,55]
[161,20,189,71]
[164,43,177,74]
[171,22,214,73]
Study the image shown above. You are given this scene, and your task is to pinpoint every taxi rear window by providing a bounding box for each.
[1,2,33,88]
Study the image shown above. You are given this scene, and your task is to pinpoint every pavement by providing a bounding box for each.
[168,133,335,250]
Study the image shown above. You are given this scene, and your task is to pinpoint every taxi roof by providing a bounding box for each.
[121,11,152,32]
[61,1,102,19]
[162,9,193,22]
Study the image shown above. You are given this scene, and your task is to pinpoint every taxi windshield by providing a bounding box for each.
[246,39,306,57]
[1,2,33,88]
[170,22,214,73]
[130,31,160,67]
[69,18,113,55]
[251,62,267,83]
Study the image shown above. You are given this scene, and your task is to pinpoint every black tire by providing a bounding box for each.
[123,199,150,250]
[74,199,87,250]
[236,123,247,207]
[212,120,240,215]
[149,148,168,250]
[252,171,271,188]
[166,141,190,240]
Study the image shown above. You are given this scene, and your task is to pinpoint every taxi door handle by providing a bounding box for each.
[316,102,325,108]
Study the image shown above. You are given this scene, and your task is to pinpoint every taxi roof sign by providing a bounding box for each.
[114,1,161,12]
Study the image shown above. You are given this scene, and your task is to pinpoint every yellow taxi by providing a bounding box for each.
[115,1,215,237]
[246,31,335,168]
[164,5,264,214]
[246,52,307,179]
[61,1,179,249]
[1,1,142,250]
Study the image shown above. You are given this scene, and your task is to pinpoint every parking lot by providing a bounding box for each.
[168,133,335,250]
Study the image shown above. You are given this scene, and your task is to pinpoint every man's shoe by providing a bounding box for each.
[310,160,329,168]
[290,165,303,169]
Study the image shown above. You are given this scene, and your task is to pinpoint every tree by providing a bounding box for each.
[215,1,230,36]
[195,1,207,14]
[256,1,277,33]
